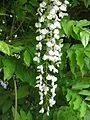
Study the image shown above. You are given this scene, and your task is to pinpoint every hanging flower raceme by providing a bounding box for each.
[34,0,69,115]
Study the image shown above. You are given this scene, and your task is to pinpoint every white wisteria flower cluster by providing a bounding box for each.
[34,0,69,115]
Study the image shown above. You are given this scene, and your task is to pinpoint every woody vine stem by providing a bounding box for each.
[14,79,17,120]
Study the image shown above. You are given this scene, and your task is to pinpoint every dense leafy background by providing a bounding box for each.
[0,0,89,120]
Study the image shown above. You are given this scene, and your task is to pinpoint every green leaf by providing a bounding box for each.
[73,96,82,110]
[57,107,79,120]
[77,20,90,27]
[84,57,90,70]
[85,96,90,101]
[66,89,72,102]
[80,101,87,118]
[79,90,90,96]
[73,26,80,35]
[17,0,27,5]
[67,49,76,74]
[20,109,27,120]
[72,82,90,90]
[23,50,30,67]
[80,31,90,48]
[12,107,21,120]
[0,41,10,55]
[29,0,38,7]
[42,113,49,120]
[17,85,29,99]
[53,110,58,120]
[84,45,90,59]
[84,110,90,120]
[69,94,76,107]
[27,112,33,120]
[10,45,24,54]
[75,49,84,75]
[15,61,36,86]
[61,18,75,37]
[84,51,90,59]
[2,57,16,80]
[2,100,12,113]
[83,0,90,7]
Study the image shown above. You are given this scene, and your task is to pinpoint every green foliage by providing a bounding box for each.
[2,57,16,80]
[0,41,10,55]
[23,50,31,67]
[54,107,80,120]
[66,89,87,118]
[61,18,90,48]
[12,107,33,120]
[67,44,90,76]
[0,0,89,120]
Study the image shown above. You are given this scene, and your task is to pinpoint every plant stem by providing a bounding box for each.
[14,80,17,120]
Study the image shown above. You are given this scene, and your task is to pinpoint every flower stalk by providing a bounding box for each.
[34,0,69,115]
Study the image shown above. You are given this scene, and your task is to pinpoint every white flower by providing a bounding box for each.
[56,61,61,67]
[40,28,49,35]
[39,100,43,105]
[60,4,67,11]
[51,38,56,44]
[59,12,68,18]
[36,74,43,81]
[39,91,43,100]
[53,5,59,11]
[47,14,53,20]
[14,34,17,38]
[37,84,44,92]
[37,9,42,16]
[0,29,2,32]
[64,0,69,4]
[39,16,45,22]
[54,50,59,56]
[52,76,57,82]
[44,86,49,95]
[49,65,58,73]
[40,1,46,8]
[54,29,59,34]
[35,23,41,28]
[37,65,44,74]
[54,34,60,39]
[48,55,54,61]
[2,20,5,24]
[35,0,69,114]
[49,98,56,107]
[0,80,8,89]
[54,21,61,28]
[49,65,54,71]
[36,35,43,41]
[10,15,13,17]
[47,106,50,116]
[43,54,48,60]
[55,0,62,6]
[52,84,57,90]
[36,42,42,50]
[33,57,40,63]
[51,91,56,97]
[50,9,56,15]
[35,52,40,57]
[40,8,45,13]
[46,74,52,80]
[39,107,44,113]
[46,41,54,47]
[53,56,59,62]
[49,50,54,56]
[49,24,56,30]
